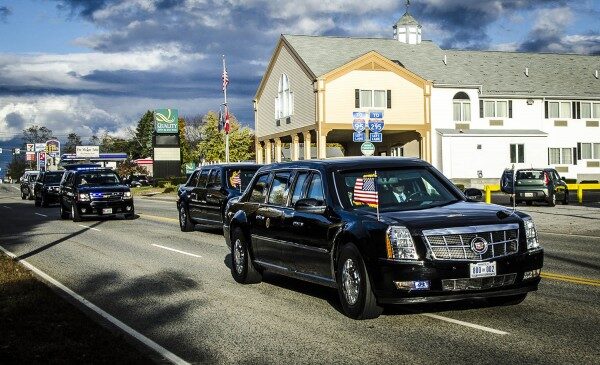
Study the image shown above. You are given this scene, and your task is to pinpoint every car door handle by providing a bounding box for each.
[292,221,304,228]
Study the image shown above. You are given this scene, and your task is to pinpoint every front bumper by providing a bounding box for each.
[371,248,543,304]
[75,200,134,216]
[42,190,60,202]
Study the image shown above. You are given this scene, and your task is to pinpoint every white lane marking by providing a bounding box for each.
[1,205,11,209]
[152,244,202,258]
[137,198,176,204]
[78,224,101,232]
[34,213,48,217]
[420,313,509,335]
[12,186,20,191]
[0,245,190,365]
[539,231,600,239]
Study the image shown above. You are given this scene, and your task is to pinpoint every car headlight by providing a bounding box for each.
[78,193,90,201]
[524,218,539,250]
[386,226,419,260]
[123,191,132,198]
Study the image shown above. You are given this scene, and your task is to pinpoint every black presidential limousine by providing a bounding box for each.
[224,157,544,319]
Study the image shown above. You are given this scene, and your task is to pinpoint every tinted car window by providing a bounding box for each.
[268,172,291,206]
[43,172,63,184]
[227,169,258,190]
[306,173,324,203]
[197,169,210,187]
[208,169,222,187]
[188,171,200,187]
[516,170,544,180]
[291,171,310,205]
[249,174,270,203]
[76,171,120,186]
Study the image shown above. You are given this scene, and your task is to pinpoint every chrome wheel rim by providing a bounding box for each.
[71,205,75,217]
[342,258,361,306]
[233,238,245,275]
[179,206,186,227]
[552,194,556,204]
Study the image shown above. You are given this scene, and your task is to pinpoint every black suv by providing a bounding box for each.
[20,171,39,200]
[224,157,544,319]
[501,168,568,206]
[59,167,134,222]
[177,163,261,231]
[34,171,64,207]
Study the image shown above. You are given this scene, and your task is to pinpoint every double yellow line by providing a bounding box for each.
[541,272,600,287]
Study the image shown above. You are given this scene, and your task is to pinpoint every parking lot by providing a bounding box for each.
[1,184,599,364]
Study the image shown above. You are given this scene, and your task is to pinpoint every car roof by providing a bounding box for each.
[259,157,427,172]
[194,163,263,172]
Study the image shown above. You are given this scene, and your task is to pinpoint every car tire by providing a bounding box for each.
[525,201,533,206]
[60,202,69,220]
[28,192,34,200]
[547,192,556,207]
[230,227,262,284]
[179,204,194,232]
[21,191,26,200]
[34,197,41,207]
[487,293,527,306]
[562,191,569,205]
[337,243,383,320]
[71,204,81,222]
[41,194,48,207]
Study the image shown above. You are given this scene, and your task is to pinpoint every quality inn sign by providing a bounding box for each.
[154,109,179,134]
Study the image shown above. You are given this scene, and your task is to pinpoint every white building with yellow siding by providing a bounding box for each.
[254,12,600,181]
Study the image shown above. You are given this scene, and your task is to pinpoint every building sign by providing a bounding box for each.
[46,139,61,154]
[34,143,46,152]
[369,132,383,143]
[38,152,46,161]
[26,144,34,152]
[76,146,100,158]
[353,132,366,142]
[26,152,35,161]
[360,142,375,156]
[154,108,179,134]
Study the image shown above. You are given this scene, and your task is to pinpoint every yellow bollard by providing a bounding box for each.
[577,186,583,204]
[485,185,492,204]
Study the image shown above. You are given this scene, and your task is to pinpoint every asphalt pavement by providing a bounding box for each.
[0,183,598,364]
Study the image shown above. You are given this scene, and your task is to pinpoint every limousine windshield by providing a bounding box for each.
[337,168,459,212]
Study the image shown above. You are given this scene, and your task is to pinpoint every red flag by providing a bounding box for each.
[224,106,230,134]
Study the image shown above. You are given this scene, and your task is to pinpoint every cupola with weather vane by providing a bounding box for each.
[393,0,422,45]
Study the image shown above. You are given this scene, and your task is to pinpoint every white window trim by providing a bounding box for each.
[275,74,294,121]
[483,100,510,118]
[547,100,572,119]
[359,89,386,109]
[549,147,576,165]
[509,143,525,164]
[453,100,471,122]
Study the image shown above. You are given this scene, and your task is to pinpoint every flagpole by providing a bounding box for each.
[375,170,380,221]
[222,55,230,164]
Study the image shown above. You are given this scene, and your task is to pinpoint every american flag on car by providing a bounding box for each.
[230,170,241,187]
[353,173,378,207]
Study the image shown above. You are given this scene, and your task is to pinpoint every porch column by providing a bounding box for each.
[317,133,327,159]
[303,131,312,160]
[255,140,264,164]
[274,137,282,163]
[264,140,272,164]
[291,134,300,161]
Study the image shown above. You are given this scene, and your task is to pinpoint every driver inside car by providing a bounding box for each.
[392,182,408,202]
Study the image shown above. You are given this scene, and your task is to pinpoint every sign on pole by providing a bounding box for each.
[352,132,366,142]
[26,152,35,161]
[76,146,100,158]
[367,119,385,133]
[26,144,34,152]
[14,148,20,154]
[369,132,383,143]
[360,142,375,156]
[34,143,46,152]
[45,139,61,154]
[154,109,179,134]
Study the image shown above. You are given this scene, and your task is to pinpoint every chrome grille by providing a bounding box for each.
[422,224,519,261]
[90,192,123,201]
[442,273,517,291]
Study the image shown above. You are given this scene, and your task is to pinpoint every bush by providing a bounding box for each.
[564,178,577,184]
[579,180,599,184]
[454,184,465,191]
[152,176,187,188]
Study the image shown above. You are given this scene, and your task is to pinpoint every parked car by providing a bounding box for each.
[34,171,65,207]
[224,157,544,319]
[59,167,134,222]
[501,168,568,207]
[123,174,151,187]
[177,163,262,231]
[20,171,40,200]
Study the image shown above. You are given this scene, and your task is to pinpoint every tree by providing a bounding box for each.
[64,133,82,154]
[100,133,134,154]
[22,125,54,144]
[178,117,194,167]
[87,135,100,146]
[196,111,255,162]
[131,110,154,159]
[7,154,27,180]
[116,159,148,178]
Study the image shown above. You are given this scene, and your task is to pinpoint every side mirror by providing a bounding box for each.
[294,198,326,214]
[464,188,483,202]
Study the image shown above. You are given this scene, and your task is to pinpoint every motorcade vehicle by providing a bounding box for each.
[58,167,134,222]
[224,157,544,319]
[20,171,40,200]
[177,163,262,231]
[34,171,65,207]
[501,168,568,206]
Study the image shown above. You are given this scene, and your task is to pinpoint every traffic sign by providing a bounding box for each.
[352,119,366,132]
[353,112,368,119]
[369,132,383,143]
[369,111,384,119]
[368,120,385,133]
[360,142,375,156]
[14,148,20,154]
[353,132,366,142]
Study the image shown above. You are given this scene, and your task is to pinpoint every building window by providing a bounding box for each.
[583,102,600,118]
[510,144,524,163]
[549,148,561,164]
[581,143,592,159]
[561,148,573,164]
[453,92,471,122]
[547,101,572,119]
[482,100,512,118]
[275,74,294,120]
[594,143,600,159]
[360,89,386,108]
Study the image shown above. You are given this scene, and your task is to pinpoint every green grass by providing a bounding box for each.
[0,254,151,363]
[130,185,177,196]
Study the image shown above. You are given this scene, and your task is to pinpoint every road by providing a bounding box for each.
[1,184,599,364]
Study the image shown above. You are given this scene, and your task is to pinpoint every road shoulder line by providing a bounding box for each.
[420,313,509,335]
[0,245,190,365]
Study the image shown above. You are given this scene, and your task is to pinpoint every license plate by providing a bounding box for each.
[470,261,496,278]
[102,208,112,214]
[524,192,533,197]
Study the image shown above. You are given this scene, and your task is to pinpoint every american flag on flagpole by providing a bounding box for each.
[353,173,379,207]
[222,67,229,91]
